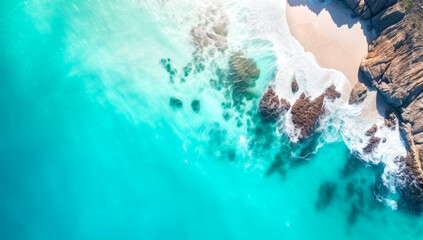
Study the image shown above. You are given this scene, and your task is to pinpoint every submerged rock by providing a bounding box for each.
[169,97,183,109]
[349,81,368,104]
[315,182,337,210]
[397,168,423,215]
[291,93,325,140]
[191,99,200,113]
[229,51,260,89]
[259,88,290,121]
[363,136,381,153]
[365,124,378,136]
[291,79,299,93]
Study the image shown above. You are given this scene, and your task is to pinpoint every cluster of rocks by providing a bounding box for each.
[169,97,201,113]
[342,0,423,184]
[340,0,423,211]
[259,88,290,121]
[365,124,378,136]
[259,79,341,140]
[229,52,261,88]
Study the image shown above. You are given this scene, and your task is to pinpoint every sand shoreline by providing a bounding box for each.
[285,0,387,121]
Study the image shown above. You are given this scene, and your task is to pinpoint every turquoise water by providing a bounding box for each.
[1,0,422,239]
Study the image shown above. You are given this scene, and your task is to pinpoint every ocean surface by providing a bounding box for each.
[1,0,423,239]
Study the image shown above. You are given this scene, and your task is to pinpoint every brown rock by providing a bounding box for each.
[291,93,325,140]
[324,84,341,100]
[340,0,423,182]
[365,124,378,136]
[363,136,382,153]
[349,81,368,104]
[384,110,397,129]
[291,79,299,93]
[259,88,290,121]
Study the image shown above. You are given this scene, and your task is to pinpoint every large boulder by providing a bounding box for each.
[291,93,325,140]
[341,0,423,183]
[397,168,423,215]
[349,81,368,104]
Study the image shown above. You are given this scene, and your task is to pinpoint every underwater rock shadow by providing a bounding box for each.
[265,133,322,178]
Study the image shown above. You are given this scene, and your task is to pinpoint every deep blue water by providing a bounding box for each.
[1,0,423,239]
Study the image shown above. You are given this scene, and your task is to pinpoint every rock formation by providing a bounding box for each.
[364,136,382,153]
[291,79,299,93]
[349,81,368,104]
[365,124,378,136]
[291,93,325,140]
[259,88,290,121]
[341,0,423,185]
[291,85,341,140]
[324,84,342,100]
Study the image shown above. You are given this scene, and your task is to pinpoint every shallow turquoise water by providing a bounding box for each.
[1,0,423,239]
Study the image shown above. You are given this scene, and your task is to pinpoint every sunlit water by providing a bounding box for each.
[1,0,422,239]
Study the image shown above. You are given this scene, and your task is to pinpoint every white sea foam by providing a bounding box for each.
[228,0,407,200]
[50,0,407,203]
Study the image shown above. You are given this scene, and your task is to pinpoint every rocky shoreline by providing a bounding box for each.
[341,0,423,212]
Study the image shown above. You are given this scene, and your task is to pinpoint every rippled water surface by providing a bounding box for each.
[1,0,422,239]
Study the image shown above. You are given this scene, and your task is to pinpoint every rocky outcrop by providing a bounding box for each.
[190,5,228,53]
[365,124,378,136]
[341,0,423,184]
[291,93,325,140]
[364,136,381,153]
[259,88,290,121]
[349,81,368,104]
[291,85,341,140]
